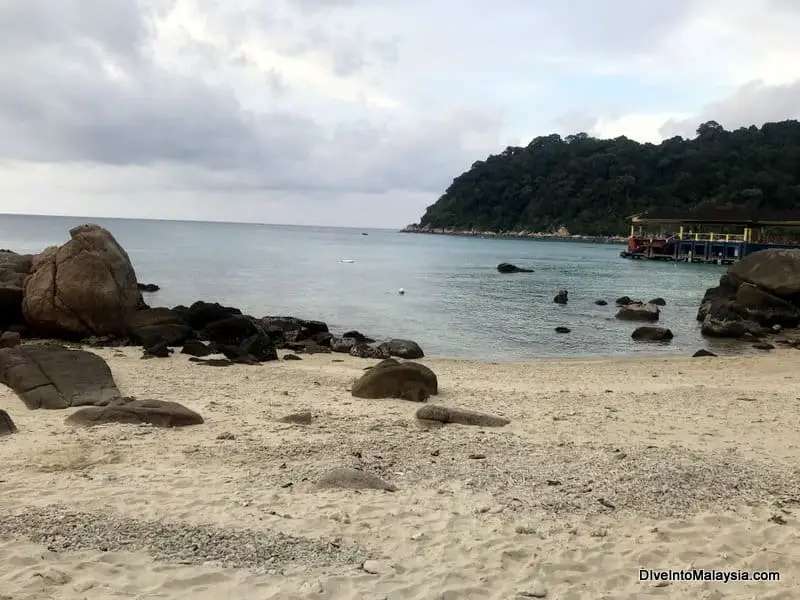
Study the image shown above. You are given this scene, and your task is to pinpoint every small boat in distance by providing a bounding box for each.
[361,232,368,235]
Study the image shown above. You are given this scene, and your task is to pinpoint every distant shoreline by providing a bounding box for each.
[399,225,627,245]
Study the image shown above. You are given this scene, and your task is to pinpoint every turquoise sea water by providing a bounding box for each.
[0,213,749,360]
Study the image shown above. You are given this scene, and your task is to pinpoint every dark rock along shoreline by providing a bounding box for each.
[0,224,426,366]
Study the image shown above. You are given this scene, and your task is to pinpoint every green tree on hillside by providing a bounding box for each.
[415,120,800,235]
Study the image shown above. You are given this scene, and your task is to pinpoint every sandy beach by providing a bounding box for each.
[1,348,799,599]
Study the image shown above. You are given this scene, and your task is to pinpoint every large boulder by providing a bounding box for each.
[0,344,121,409]
[351,359,438,401]
[0,250,33,328]
[697,251,800,338]
[728,248,800,298]
[22,225,144,337]
[66,398,203,428]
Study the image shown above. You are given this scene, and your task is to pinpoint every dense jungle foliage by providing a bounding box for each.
[416,120,800,235]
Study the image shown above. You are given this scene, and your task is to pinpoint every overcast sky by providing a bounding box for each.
[1,0,800,228]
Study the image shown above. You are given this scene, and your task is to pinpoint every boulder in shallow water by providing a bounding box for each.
[0,344,121,410]
[497,262,533,273]
[631,326,673,341]
[66,397,204,428]
[615,302,659,322]
[727,248,800,297]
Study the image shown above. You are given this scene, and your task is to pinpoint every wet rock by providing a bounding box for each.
[137,283,160,292]
[615,302,659,322]
[692,349,717,358]
[631,326,673,341]
[497,262,533,273]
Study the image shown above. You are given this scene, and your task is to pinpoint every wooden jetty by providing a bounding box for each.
[620,208,800,264]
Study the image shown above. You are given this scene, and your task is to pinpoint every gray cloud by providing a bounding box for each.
[0,0,500,198]
[1,0,800,227]
[659,80,800,138]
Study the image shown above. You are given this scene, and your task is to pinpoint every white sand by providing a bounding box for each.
[1,347,799,599]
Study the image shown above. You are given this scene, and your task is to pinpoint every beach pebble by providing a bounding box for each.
[515,525,536,534]
[517,581,548,597]
[362,559,395,575]
[317,467,398,491]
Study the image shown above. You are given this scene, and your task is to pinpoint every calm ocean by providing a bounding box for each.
[0,213,751,360]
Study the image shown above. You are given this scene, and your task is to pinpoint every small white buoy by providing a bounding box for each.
[398,288,405,295]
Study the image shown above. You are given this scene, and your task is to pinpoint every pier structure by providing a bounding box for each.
[619,209,800,264]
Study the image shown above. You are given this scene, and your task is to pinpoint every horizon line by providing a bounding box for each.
[0,212,401,232]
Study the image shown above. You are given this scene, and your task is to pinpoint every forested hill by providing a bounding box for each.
[414,120,800,236]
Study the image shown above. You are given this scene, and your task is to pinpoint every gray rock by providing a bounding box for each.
[415,405,510,427]
[615,302,660,322]
[631,326,673,341]
[0,330,21,348]
[0,343,121,409]
[0,409,17,435]
[66,398,204,428]
[352,360,437,400]
[378,338,424,359]
[278,410,313,425]
[317,467,397,491]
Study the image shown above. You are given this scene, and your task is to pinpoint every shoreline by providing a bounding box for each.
[399,225,627,244]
